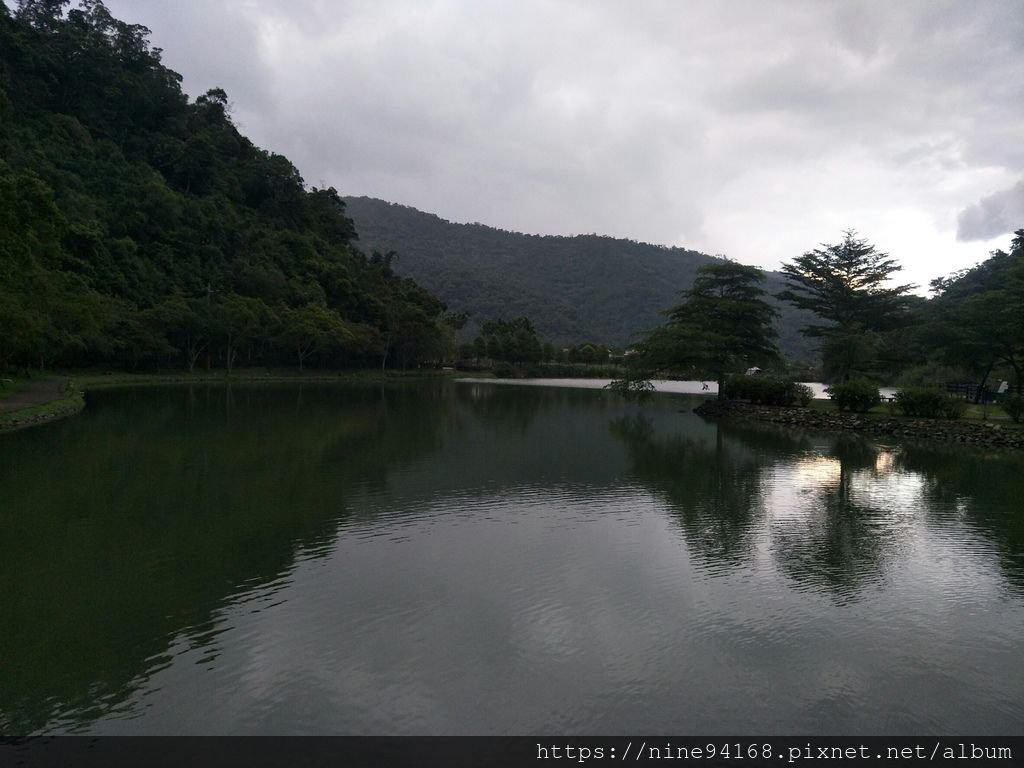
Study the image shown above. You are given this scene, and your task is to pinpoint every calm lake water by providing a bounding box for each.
[1,380,1022,735]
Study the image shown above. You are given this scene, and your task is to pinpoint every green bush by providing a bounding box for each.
[794,383,814,407]
[723,376,812,407]
[492,362,516,378]
[825,379,880,413]
[895,387,943,417]
[894,387,965,419]
[942,397,966,420]
[1001,394,1024,423]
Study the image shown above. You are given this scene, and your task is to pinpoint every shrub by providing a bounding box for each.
[794,383,814,407]
[1001,394,1024,423]
[492,362,516,378]
[723,376,812,407]
[825,379,881,413]
[941,397,966,420]
[894,387,964,419]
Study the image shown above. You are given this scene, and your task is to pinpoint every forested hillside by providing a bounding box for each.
[343,196,816,358]
[0,1,458,373]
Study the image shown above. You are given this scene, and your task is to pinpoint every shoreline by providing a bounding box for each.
[694,398,1024,451]
[0,369,453,433]
[5,373,1022,452]
[0,388,86,433]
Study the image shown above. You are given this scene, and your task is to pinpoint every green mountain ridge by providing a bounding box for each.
[343,195,817,359]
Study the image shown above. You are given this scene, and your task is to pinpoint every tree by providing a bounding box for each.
[277,303,351,371]
[613,259,779,395]
[926,231,1024,396]
[372,274,451,371]
[778,231,914,381]
[15,0,70,31]
[209,293,262,373]
[143,294,209,372]
[568,342,610,364]
[473,317,542,366]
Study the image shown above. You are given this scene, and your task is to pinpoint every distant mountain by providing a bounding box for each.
[343,196,817,359]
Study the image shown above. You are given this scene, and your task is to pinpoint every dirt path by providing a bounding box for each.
[0,378,68,413]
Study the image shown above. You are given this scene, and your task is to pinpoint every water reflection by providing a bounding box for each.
[609,414,770,571]
[1,382,1022,735]
[609,410,1024,734]
[458,381,623,437]
[0,383,453,735]
[769,437,919,604]
[612,416,1024,603]
[898,444,1024,593]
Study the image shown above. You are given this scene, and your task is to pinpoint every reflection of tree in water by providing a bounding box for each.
[613,413,931,604]
[897,444,1024,593]
[0,383,453,735]
[457,383,618,435]
[770,435,912,604]
[609,414,789,571]
[774,436,1024,601]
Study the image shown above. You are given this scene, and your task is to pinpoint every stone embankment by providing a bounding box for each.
[694,399,1024,450]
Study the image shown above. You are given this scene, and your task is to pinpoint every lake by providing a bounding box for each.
[1,380,1022,735]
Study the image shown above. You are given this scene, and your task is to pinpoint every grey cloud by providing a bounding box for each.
[107,0,273,108]
[957,181,1024,242]
[99,0,1024,273]
[712,3,1022,145]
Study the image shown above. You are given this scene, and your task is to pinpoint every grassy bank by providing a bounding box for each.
[75,367,454,390]
[0,387,85,432]
[804,397,1018,424]
[0,368,457,433]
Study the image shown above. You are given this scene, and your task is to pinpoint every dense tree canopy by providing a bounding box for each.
[0,0,459,374]
[772,229,1024,398]
[920,230,1024,396]
[613,259,779,394]
[778,231,914,381]
[471,317,543,366]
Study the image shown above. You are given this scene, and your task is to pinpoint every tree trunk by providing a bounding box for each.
[186,339,206,373]
[974,359,995,403]
[380,334,391,374]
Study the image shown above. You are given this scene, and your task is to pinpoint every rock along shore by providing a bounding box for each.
[693,399,1024,451]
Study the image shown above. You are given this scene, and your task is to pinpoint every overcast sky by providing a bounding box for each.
[103,0,1024,291]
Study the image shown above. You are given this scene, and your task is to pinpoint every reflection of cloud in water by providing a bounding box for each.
[777,449,925,516]
[789,455,842,490]
[767,450,921,603]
